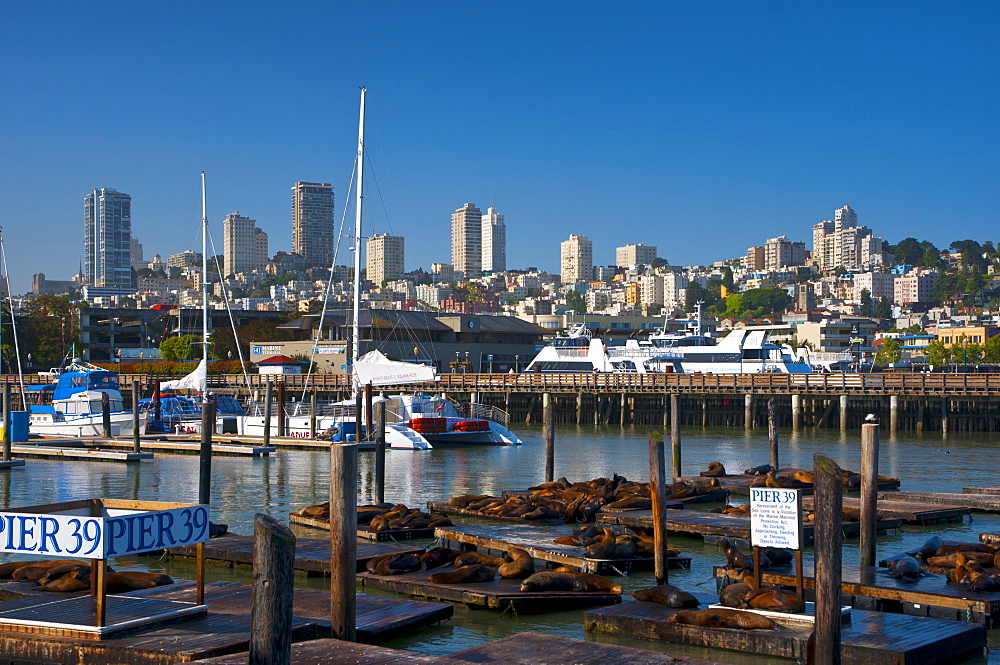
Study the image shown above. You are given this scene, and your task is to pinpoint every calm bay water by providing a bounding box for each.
[1,424,997,663]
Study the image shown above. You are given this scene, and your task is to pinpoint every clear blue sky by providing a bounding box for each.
[2,2,998,294]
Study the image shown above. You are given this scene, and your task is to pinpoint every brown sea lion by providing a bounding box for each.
[552,534,596,547]
[552,565,578,572]
[694,477,722,494]
[1,559,81,580]
[420,547,459,570]
[453,551,506,567]
[927,551,994,568]
[604,496,652,511]
[38,566,91,592]
[914,536,944,561]
[790,470,814,485]
[446,494,492,507]
[632,584,699,607]
[368,515,389,532]
[117,571,173,586]
[498,548,535,579]
[611,535,638,559]
[743,577,805,613]
[427,564,496,584]
[528,478,571,491]
[717,538,752,571]
[365,553,396,574]
[936,543,995,556]
[374,553,422,576]
[700,462,727,477]
[887,557,927,580]
[584,529,618,559]
[575,572,622,594]
[356,508,384,524]
[12,560,87,582]
[744,464,774,476]
[668,608,779,630]
[718,580,751,608]
[428,515,453,528]
[762,547,793,566]
[296,502,330,517]
[37,563,93,586]
[519,571,588,592]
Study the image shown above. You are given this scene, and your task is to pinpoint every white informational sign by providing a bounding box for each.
[0,504,210,560]
[749,487,802,550]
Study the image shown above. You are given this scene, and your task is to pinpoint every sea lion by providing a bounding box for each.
[935,543,995,556]
[103,572,159,593]
[1,559,81,580]
[453,552,506,567]
[700,462,726,477]
[718,579,752,608]
[611,535,638,559]
[428,514,453,528]
[603,496,652,510]
[373,553,422,576]
[296,502,330,517]
[744,464,774,476]
[209,522,229,538]
[632,584,699,607]
[420,548,459,570]
[519,571,588,592]
[446,494,492,508]
[914,536,945,561]
[38,563,93,586]
[790,470,814,485]
[365,553,396,574]
[927,551,994,568]
[668,608,780,630]
[552,534,596,547]
[717,538,752,571]
[575,572,622,594]
[427,564,496,584]
[584,529,618,559]
[498,548,535,579]
[38,566,91,592]
[356,508,384,524]
[743,577,805,613]
[117,571,173,586]
[368,515,389,532]
[762,547,794,566]
[12,560,87,582]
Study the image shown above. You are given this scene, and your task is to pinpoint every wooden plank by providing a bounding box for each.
[585,601,986,665]
[879,491,999,512]
[10,445,153,462]
[435,524,687,575]
[965,486,1000,495]
[158,533,422,574]
[358,569,620,611]
[803,496,968,525]
[190,638,470,664]
[95,440,275,457]
[289,513,436,541]
[450,631,725,664]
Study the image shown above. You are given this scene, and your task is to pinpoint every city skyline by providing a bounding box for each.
[3,3,999,294]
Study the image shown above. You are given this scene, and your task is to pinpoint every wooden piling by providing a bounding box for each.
[889,395,899,435]
[670,394,681,480]
[839,395,848,431]
[2,383,9,461]
[543,393,554,483]
[744,394,753,428]
[768,398,778,470]
[276,381,286,437]
[330,442,358,641]
[153,379,162,423]
[310,389,317,439]
[859,418,880,568]
[648,430,670,585]
[576,392,583,425]
[941,397,949,435]
[791,394,801,431]
[375,400,386,505]
[812,453,843,665]
[132,380,141,453]
[102,392,112,438]
[249,514,295,665]
[365,383,374,443]
[619,392,626,426]
[263,379,273,446]
[199,396,216,505]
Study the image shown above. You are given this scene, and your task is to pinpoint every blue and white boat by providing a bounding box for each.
[26,362,144,437]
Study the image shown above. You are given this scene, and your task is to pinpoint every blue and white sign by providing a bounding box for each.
[749,488,802,550]
[0,504,210,559]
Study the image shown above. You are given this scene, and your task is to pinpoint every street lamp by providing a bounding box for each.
[515,354,520,373]
[488,354,494,373]
[454,351,459,373]
[464,351,469,373]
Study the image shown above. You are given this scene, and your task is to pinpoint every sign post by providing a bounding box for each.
[750,487,803,595]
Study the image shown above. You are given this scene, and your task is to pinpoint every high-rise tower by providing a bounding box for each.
[223,211,268,276]
[367,233,405,285]
[560,234,593,284]
[481,206,506,273]
[451,203,482,277]
[84,188,133,288]
[292,182,335,268]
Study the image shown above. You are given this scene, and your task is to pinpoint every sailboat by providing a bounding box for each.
[239,89,521,448]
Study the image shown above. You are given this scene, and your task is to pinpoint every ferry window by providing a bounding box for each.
[90,400,103,414]
[111,400,124,411]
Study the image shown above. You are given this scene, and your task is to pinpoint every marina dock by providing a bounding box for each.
[289,513,436,541]
[99,438,275,457]
[585,598,986,665]
[878,490,1000,512]
[683,473,902,497]
[157,533,423,574]
[11,443,153,462]
[435,524,690,574]
[802,495,968,525]
[0,459,25,469]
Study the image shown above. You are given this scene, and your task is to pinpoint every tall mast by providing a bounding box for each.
[351,88,366,378]
[201,172,209,403]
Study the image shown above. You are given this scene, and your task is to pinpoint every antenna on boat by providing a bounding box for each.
[350,87,367,394]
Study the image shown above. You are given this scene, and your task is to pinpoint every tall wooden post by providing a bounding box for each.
[768,397,779,470]
[132,380,141,453]
[859,417,880,568]
[263,379,273,446]
[812,453,843,665]
[744,394,753,428]
[648,430,670,585]
[940,397,949,435]
[276,381,286,437]
[354,392,363,443]
[889,395,899,435]
[199,396,216,505]
[375,401,386,505]
[670,394,681,480]
[839,395,849,431]
[543,393,555,483]
[329,442,358,641]
[310,389,317,439]
[153,379,162,424]
[619,392,627,426]
[365,383,374,443]
[2,383,10,461]
[102,392,112,438]
[249,514,295,665]
[791,394,801,431]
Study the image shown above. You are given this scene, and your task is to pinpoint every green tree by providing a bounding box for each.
[983,333,1000,363]
[874,338,902,365]
[874,296,892,319]
[21,295,80,367]
[565,289,586,312]
[923,340,951,367]
[920,247,943,269]
[160,334,202,362]
[722,266,735,290]
[859,288,872,316]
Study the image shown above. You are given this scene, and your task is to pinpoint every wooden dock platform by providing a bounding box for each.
[0,459,25,469]
[210,434,375,452]
[714,560,1000,626]
[157,533,423,574]
[98,439,275,457]
[691,473,902,497]
[596,509,903,545]
[191,632,726,665]
[803,495,968,525]
[879,490,1000,512]
[358,567,621,611]
[427,501,566,525]
[289,513,436,541]
[965,485,1000,495]
[11,443,153,462]
[585,598,986,665]
[435,524,690,574]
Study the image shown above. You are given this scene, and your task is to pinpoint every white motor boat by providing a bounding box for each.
[26,362,143,437]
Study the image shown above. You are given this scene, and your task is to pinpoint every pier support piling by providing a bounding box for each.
[263,380,273,446]
[648,430,670,585]
[329,442,358,641]
[860,417,880,568]
[768,398,779,470]
[791,394,801,431]
[813,453,843,665]
[132,380,141,453]
[276,381,286,438]
[543,393,555,483]
[375,401,386,505]
[701,396,708,427]
[310,389,317,439]
[2,383,9,461]
[199,396,215,505]
[744,394,753,428]
[889,395,899,435]
[941,397,949,435]
[670,394,681,480]
[839,395,849,431]
[249,514,295,665]
[102,392,111,439]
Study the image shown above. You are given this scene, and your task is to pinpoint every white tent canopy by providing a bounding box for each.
[353,350,437,387]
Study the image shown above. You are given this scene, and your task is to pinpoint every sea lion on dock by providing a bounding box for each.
[934,542,995,556]
[718,579,752,608]
[744,464,774,476]
[668,608,780,630]
[584,529,618,559]
[105,572,159,592]
[632,584,699,608]
[38,566,91,592]
[427,564,496,584]
[365,553,395,574]
[420,548,459,570]
[428,514,453,528]
[498,548,535,579]
[552,534,596,547]
[519,571,589,592]
[611,535,638,559]
[717,538,752,571]
[12,560,88,582]
[117,571,173,586]
[743,577,805,613]
[603,495,652,510]
[927,551,995,568]
[453,552,506,567]
[446,494,492,508]
[914,536,944,561]
[700,462,727,477]
[0,559,80,579]
[295,502,330,517]
[762,547,794,566]
[373,553,422,576]
[575,572,622,594]
[37,563,94,586]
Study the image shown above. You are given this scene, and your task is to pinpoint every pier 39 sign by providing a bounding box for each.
[749,488,802,550]
[0,503,209,560]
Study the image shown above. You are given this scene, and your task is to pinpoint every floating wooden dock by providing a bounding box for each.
[596,509,903,545]
[0,580,451,663]
[502,488,730,505]
[156,533,423,574]
[691,473,902,497]
[435,524,690,574]
[11,443,153,462]
[427,501,566,525]
[803,495,968,525]
[99,438,275,457]
[585,598,986,665]
[358,567,620,611]
[714,560,1000,626]
[0,459,25,469]
[965,485,1000,495]
[210,434,375,452]
[192,632,727,665]
[879,490,1000,512]
[289,513,436,541]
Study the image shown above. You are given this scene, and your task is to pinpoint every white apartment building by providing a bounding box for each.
[852,272,896,302]
[451,203,482,276]
[811,205,884,272]
[616,243,657,268]
[662,273,690,311]
[366,233,405,285]
[416,284,453,308]
[223,211,268,277]
[764,236,806,270]
[639,275,664,306]
[894,270,937,305]
[560,234,593,283]
[481,206,506,273]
